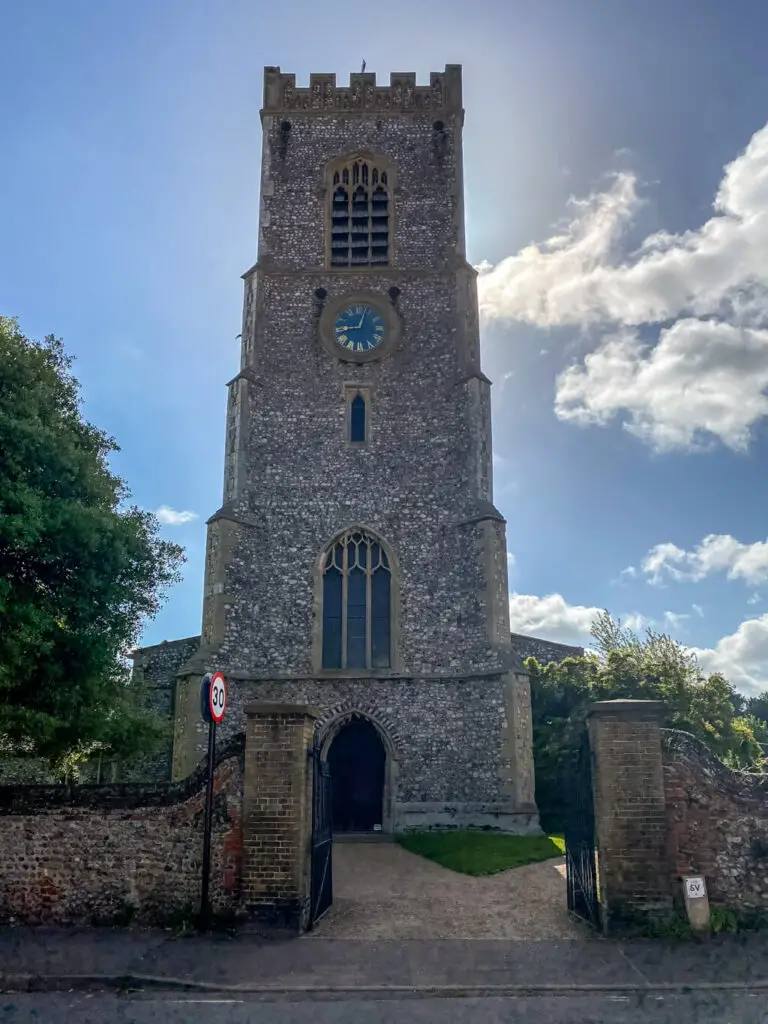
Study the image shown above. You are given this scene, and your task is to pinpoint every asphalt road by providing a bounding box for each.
[2,992,768,1024]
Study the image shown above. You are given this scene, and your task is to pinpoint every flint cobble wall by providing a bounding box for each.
[208,65,508,680]
[511,634,584,666]
[0,737,244,925]
[181,675,516,807]
[662,729,768,913]
[124,635,201,782]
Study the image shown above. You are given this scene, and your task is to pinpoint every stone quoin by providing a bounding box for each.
[127,64,577,834]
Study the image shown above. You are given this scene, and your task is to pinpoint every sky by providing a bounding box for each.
[3,0,768,696]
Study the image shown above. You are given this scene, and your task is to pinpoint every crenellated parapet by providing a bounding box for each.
[262,65,462,115]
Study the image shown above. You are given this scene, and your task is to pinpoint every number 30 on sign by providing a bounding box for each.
[209,672,227,724]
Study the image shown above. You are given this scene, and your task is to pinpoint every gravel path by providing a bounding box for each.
[308,842,584,940]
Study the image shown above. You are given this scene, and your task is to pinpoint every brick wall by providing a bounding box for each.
[0,736,244,926]
[240,703,317,932]
[588,700,673,929]
[662,729,768,913]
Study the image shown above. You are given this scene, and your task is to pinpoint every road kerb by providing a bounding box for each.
[3,974,768,996]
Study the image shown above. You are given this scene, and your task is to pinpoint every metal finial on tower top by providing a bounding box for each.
[361,59,366,73]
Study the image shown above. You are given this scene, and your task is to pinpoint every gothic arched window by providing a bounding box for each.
[321,529,392,670]
[329,156,393,268]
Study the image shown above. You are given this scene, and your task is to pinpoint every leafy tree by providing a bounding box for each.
[0,317,185,776]
[529,610,767,830]
[745,693,768,728]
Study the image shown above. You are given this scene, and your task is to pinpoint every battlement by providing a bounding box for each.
[262,65,462,115]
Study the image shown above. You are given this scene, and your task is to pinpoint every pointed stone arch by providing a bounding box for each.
[311,524,401,675]
[316,703,400,834]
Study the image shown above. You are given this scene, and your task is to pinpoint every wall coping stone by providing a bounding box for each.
[588,699,665,719]
[128,635,201,659]
[243,702,321,718]
[0,733,245,813]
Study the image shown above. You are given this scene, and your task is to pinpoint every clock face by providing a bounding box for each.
[334,303,386,354]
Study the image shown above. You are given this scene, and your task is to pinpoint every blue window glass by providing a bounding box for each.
[371,568,390,668]
[346,566,367,668]
[321,531,392,671]
[350,394,366,443]
[322,567,343,668]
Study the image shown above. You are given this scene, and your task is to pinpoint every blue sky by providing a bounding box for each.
[3,0,768,695]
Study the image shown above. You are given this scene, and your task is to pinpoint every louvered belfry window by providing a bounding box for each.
[330,158,391,268]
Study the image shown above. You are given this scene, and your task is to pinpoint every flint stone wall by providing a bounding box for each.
[123,635,202,782]
[662,729,768,913]
[173,673,537,832]
[0,737,244,925]
[511,633,584,666]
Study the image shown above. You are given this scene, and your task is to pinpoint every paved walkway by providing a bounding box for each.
[309,842,581,940]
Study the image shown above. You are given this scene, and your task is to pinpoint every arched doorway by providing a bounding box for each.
[327,716,386,833]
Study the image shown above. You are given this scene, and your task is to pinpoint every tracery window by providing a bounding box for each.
[329,157,392,268]
[321,529,392,670]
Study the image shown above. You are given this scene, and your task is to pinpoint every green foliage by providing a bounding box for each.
[397,830,565,875]
[745,693,768,728]
[0,317,184,774]
[530,610,768,831]
[710,907,739,935]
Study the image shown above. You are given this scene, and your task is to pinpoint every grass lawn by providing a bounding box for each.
[397,831,566,877]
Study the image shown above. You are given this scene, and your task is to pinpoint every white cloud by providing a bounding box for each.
[477,120,768,452]
[554,320,768,452]
[692,614,768,697]
[663,610,689,632]
[476,172,643,328]
[155,505,198,526]
[478,123,768,331]
[641,534,768,586]
[692,603,704,618]
[509,592,599,646]
[509,592,644,647]
[748,593,762,605]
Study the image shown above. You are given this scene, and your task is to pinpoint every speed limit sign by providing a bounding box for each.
[209,672,227,724]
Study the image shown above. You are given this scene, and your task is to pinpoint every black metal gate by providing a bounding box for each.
[564,727,601,929]
[308,738,333,929]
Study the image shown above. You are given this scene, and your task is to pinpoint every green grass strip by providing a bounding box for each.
[397,831,565,876]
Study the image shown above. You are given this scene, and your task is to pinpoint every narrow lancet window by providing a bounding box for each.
[350,394,366,443]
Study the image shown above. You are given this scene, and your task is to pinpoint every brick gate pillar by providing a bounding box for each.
[240,702,319,934]
[588,699,672,931]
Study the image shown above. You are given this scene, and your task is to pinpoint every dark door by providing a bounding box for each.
[327,717,385,832]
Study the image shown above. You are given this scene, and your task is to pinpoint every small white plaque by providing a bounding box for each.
[373,824,382,832]
[684,876,707,899]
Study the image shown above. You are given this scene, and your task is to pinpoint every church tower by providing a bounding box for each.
[174,65,538,833]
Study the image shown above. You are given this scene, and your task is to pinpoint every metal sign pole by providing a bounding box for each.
[198,671,226,931]
[200,715,216,929]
